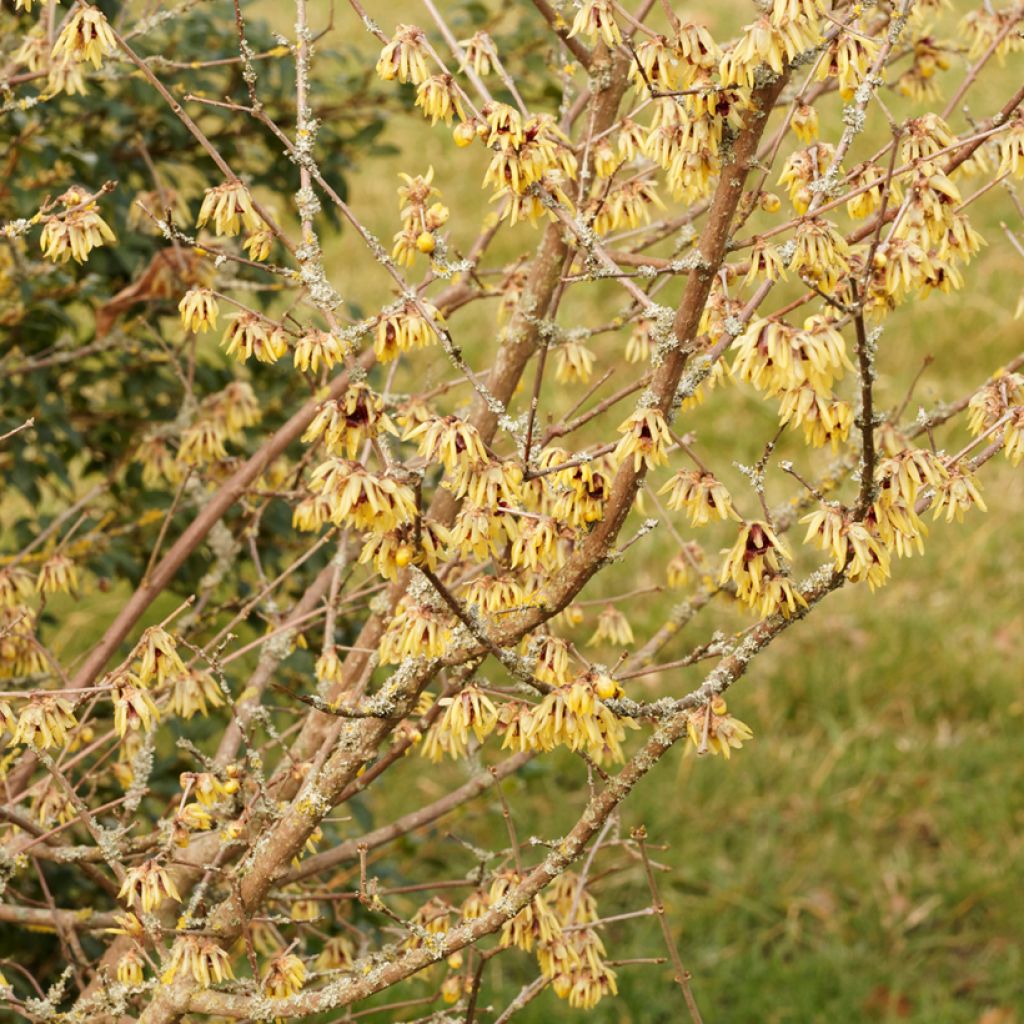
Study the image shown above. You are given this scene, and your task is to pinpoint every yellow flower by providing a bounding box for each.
[161,935,233,988]
[52,5,117,68]
[134,626,186,686]
[315,935,355,971]
[614,119,648,165]
[415,74,465,126]
[308,459,417,533]
[12,696,77,750]
[314,645,345,687]
[510,516,565,573]
[967,373,1024,436]
[877,448,948,505]
[112,680,160,737]
[659,470,739,526]
[375,301,441,363]
[175,802,214,835]
[568,0,621,47]
[46,57,88,97]
[420,685,498,761]
[40,188,115,264]
[378,603,452,663]
[614,407,672,473]
[531,634,572,685]
[790,103,819,143]
[755,572,809,618]
[629,35,681,95]
[293,329,347,373]
[116,949,145,986]
[449,459,523,509]
[359,521,448,580]
[561,931,619,1009]
[167,667,225,719]
[292,494,333,533]
[177,418,228,466]
[554,340,595,384]
[930,467,987,523]
[591,180,664,234]
[551,461,612,527]
[222,313,288,364]
[744,239,789,287]
[685,697,752,758]
[1003,409,1024,466]
[463,574,525,615]
[242,226,274,262]
[263,952,307,999]
[0,568,33,609]
[179,288,219,333]
[996,109,1024,178]
[519,677,637,765]
[458,31,499,76]
[196,181,261,237]
[816,25,878,99]
[441,973,464,1003]
[588,605,634,647]
[719,17,796,90]
[871,495,928,561]
[489,870,560,951]
[118,860,182,913]
[732,314,852,398]
[790,218,850,295]
[719,521,792,606]
[777,385,853,450]
[778,144,835,212]
[403,414,489,472]
[36,553,78,595]
[666,543,705,588]
[376,25,430,85]
[182,770,239,807]
[135,436,182,489]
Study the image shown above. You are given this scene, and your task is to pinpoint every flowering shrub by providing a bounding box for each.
[1,0,1024,1021]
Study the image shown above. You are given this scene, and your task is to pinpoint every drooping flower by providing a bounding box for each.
[111,680,160,737]
[166,668,225,719]
[12,696,77,750]
[685,697,753,758]
[293,329,347,374]
[161,935,233,988]
[421,685,499,761]
[376,25,430,85]
[52,5,117,68]
[116,949,145,986]
[36,553,78,595]
[588,606,634,647]
[613,407,672,472]
[263,952,307,1000]
[196,181,261,237]
[40,187,115,264]
[178,288,219,333]
[719,521,793,605]
[568,0,622,48]
[118,860,182,914]
[659,470,739,526]
[307,460,417,533]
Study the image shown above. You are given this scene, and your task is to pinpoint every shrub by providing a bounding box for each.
[1,0,1023,1021]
